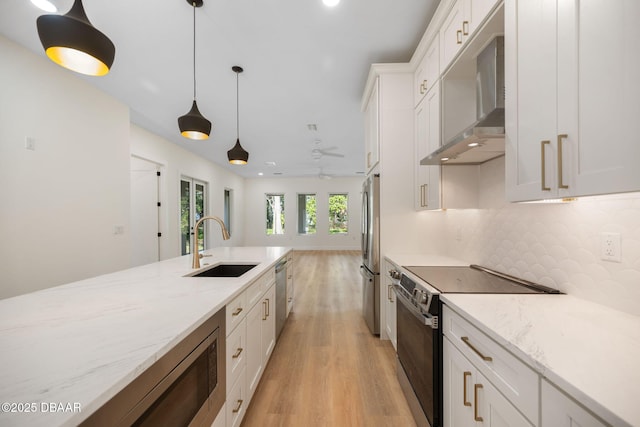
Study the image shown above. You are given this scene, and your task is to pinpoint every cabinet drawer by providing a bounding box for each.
[226,320,246,395]
[226,292,247,336]
[245,277,264,309]
[443,305,539,424]
[226,366,247,427]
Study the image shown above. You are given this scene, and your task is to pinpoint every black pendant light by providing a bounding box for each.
[227,66,249,165]
[36,0,115,76]
[178,0,211,140]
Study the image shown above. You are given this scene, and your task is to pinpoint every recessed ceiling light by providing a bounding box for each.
[31,0,57,12]
[441,157,450,162]
[468,142,480,147]
[258,172,264,176]
[323,0,340,7]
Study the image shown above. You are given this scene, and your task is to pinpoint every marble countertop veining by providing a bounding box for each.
[441,293,640,427]
[0,246,290,427]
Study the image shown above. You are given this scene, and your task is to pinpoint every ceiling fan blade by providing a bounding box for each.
[321,152,344,157]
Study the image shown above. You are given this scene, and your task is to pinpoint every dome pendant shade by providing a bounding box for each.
[227,139,249,164]
[179,100,211,140]
[36,0,115,76]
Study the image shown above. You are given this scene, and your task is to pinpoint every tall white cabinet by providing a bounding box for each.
[505,0,640,201]
[414,84,442,210]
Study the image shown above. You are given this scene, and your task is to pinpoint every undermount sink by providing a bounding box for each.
[188,263,258,278]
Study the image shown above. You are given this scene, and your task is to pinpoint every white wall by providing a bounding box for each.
[243,177,362,250]
[130,125,246,259]
[0,36,130,299]
[436,157,640,316]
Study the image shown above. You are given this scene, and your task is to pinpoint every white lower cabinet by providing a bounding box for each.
[443,305,538,426]
[225,268,277,427]
[246,283,276,402]
[444,337,532,427]
[226,367,247,427]
[541,379,607,427]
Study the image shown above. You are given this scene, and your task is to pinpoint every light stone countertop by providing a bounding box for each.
[441,293,640,427]
[384,253,468,268]
[0,246,291,427]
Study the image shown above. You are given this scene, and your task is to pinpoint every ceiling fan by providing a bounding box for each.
[311,146,344,160]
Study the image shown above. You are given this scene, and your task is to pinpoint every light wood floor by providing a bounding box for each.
[241,250,416,427]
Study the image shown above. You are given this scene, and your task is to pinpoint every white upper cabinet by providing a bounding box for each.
[414,35,440,107]
[440,0,465,71]
[505,0,640,201]
[440,0,501,72]
[364,77,380,173]
[415,84,442,210]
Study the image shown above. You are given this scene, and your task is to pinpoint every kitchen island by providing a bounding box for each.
[0,246,290,427]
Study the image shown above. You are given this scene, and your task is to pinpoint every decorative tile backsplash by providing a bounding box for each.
[442,158,640,317]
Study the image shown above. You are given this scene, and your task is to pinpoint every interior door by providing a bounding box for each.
[130,156,160,267]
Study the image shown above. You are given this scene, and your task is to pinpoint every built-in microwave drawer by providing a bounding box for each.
[442,305,539,424]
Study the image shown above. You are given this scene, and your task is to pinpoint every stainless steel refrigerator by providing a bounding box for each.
[360,173,380,335]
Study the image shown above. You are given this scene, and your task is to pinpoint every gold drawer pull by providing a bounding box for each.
[262,301,267,320]
[541,140,551,191]
[232,307,243,316]
[461,336,493,361]
[558,134,569,189]
[463,371,472,407]
[232,347,243,359]
[266,298,270,317]
[463,20,469,35]
[474,384,483,421]
[232,399,243,413]
[456,30,462,44]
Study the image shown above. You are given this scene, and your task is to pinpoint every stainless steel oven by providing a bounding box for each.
[391,264,561,427]
[392,272,441,427]
[83,309,226,427]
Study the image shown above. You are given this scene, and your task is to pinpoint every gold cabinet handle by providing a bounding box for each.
[420,82,425,95]
[232,347,243,359]
[388,284,394,302]
[461,336,493,361]
[456,30,462,44]
[262,301,267,321]
[474,384,483,421]
[541,140,551,191]
[463,371,472,407]
[423,184,428,207]
[463,20,469,35]
[558,134,569,189]
[367,152,372,168]
[232,399,243,413]
[232,307,243,316]
[266,298,270,317]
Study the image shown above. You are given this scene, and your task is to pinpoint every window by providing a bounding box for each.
[328,193,348,234]
[297,194,316,235]
[265,194,285,235]
[224,189,232,237]
[180,178,207,255]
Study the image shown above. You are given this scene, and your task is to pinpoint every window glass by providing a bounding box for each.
[297,194,316,234]
[328,193,348,234]
[266,194,285,235]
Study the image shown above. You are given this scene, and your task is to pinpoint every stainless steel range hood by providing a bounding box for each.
[422,36,505,166]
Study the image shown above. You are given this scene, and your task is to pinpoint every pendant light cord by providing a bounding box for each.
[236,72,240,139]
[192,2,197,100]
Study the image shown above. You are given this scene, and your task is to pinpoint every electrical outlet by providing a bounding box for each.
[600,232,621,262]
[113,225,125,235]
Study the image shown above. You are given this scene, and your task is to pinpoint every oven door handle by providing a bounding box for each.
[393,285,439,329]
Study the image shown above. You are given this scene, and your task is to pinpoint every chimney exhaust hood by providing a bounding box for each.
[422,36,505,166]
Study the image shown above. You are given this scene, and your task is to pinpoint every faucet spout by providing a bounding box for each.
[192,215,230,269]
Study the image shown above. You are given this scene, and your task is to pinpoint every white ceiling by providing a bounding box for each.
[0,0,440,178]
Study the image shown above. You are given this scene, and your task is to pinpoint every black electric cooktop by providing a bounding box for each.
[402,265,560,294]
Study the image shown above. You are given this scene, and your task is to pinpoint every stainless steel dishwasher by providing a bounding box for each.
[275,258,288,339]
